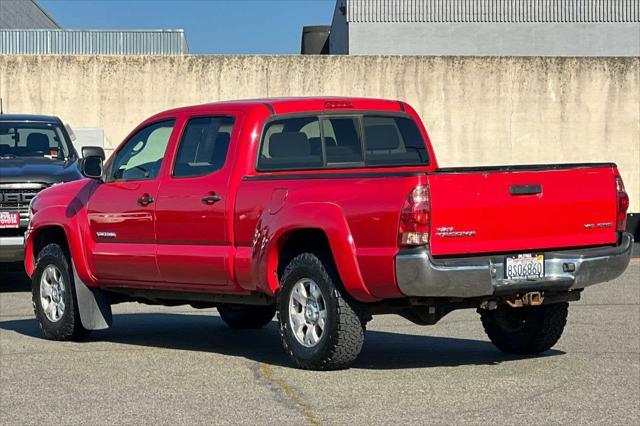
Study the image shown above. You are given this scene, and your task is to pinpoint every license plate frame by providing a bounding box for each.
[0,211,20,229]
[505,253,545,280]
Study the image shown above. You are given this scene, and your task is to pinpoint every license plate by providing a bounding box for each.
[505,254,544,280]
[0,211,20,229]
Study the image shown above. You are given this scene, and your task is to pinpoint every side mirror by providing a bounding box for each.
[79,146,105,180]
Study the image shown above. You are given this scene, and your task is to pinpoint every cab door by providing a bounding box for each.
[87,119,176,283]
[154,114,237,288]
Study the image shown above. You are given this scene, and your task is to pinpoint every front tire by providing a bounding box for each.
[480,302,568,355]
[32,244,90,341]
[278,253,365,370]
[217,304,276,329]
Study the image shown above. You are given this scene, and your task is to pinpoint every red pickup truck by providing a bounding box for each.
[24,97,632,370]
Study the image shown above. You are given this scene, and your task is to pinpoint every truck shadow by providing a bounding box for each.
[0,313,564,370]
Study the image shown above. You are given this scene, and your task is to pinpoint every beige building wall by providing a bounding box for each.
[0,55,638,210]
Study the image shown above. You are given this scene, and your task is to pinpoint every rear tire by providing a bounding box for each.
[480,302,568,355]
[278,253,365,370]
[217,304,276,329]
[32,244,90,341]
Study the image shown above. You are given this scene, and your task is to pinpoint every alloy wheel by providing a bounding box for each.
[40,265,66,322]
[288,278,327,347]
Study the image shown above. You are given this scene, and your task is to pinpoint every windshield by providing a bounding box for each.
[0,122,72,160]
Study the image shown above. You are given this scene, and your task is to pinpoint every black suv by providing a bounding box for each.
[0,115,82,263]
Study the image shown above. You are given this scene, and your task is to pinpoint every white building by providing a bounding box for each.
[328,0,640,56]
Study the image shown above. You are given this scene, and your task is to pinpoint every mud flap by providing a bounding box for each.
[72,263,112,330]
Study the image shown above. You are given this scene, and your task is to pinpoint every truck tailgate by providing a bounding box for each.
[428,164,618,256]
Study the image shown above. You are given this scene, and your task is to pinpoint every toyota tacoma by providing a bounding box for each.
[24,98,633,370]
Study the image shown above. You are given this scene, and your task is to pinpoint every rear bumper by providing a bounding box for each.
[0,236,25,263]
[395,233,634,298]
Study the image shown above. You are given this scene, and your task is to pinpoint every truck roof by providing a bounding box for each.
[0,114,62,123]
[150,97,406,119]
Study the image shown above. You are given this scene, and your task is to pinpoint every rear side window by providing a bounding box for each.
[256,114,428,172]
[258,117,322,171]
[173,116,235,178]
[363,116,428,166]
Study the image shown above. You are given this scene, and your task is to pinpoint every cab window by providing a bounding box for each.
[256,114,428,171]
[258,117,322,171]
[321,117,362,165]
[362,116,428,166]
[110,120,175,181]
[173,116,235,178]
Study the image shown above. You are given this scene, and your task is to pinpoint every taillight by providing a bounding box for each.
[399,185,430,247]
[615,175,629,232]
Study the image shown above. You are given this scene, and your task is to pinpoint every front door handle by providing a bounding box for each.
[137,194,154,206]
[202,194,222,205]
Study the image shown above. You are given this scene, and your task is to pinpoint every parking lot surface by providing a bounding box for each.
[1,261,638,425]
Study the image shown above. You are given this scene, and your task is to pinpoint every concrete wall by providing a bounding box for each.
[348,23,640,56]
[0,55,638,210]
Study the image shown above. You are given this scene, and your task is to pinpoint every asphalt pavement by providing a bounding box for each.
[1,261,638,425]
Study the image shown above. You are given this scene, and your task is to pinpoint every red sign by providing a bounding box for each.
[0,212,20,228]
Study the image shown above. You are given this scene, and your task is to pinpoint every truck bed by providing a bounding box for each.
[428,163,618,256]
[436,162,615,173]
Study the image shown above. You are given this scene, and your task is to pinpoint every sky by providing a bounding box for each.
[39,0,336,54]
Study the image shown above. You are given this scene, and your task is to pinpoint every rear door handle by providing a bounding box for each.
[510,184,542,195]
[202,194,222,205]
[137,194,154,206]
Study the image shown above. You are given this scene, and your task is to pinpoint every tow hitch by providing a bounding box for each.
[505,291,544,308]
[479,291,546,310]
[479,290,581,311]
